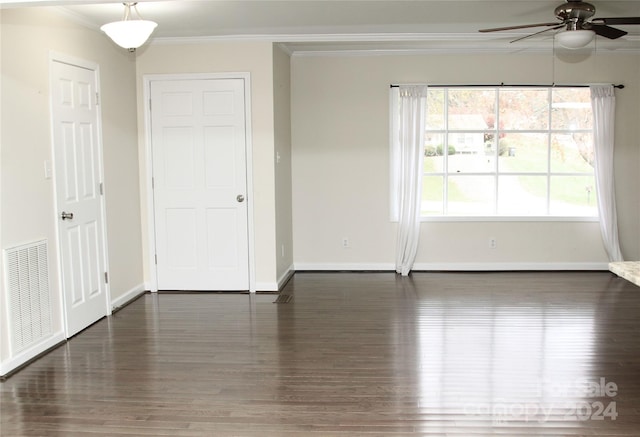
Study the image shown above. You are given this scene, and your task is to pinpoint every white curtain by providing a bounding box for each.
[395,85,428,276]
[590,85,624,262]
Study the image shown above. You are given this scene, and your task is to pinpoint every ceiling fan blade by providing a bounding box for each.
[591,17,640,25]
[588,24,628,39]
[479,22,562,33]
[509,24,566,43]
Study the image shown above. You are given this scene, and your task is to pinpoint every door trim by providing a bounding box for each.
[49,52,112,337]
[142,73,255,293]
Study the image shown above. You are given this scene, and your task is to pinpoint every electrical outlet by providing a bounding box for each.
[342,237,349,248]
[489,238,497,249]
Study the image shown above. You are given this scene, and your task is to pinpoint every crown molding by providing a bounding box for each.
[289,45,640,57]
[51,5,100,29]
[150,32,640,55]
[152,32,520,44]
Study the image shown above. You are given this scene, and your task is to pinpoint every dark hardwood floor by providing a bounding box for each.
[2,271,640,436]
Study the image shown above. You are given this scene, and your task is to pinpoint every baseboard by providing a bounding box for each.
[111,283,146,312]
[294,262,609,271]
[0,331,66,378]
[254,281,278,292]
[412,262,610,271]
[277,265,295,290]
[294,263,395,271]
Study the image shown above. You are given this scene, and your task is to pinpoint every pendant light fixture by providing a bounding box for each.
[101,2,157,52]
[555,29,595,49]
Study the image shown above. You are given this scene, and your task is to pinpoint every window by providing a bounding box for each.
[391,86,598,219]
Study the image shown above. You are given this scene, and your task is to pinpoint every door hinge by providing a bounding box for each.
[104,272,109,284]
[96,92,100,106]
[99,182,104,195]
[154,254,158,265]
[151,177,155,189]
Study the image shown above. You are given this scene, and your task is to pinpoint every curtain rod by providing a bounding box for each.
[389,83,624,89]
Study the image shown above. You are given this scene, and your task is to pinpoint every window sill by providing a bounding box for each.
[418,216,599,223]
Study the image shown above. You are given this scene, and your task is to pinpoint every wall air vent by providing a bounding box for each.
[4,240,53,353]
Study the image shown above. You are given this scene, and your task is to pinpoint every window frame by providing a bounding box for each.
[390,86,599,222]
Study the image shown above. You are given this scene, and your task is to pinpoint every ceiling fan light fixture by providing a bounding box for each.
[555,29,595,49]
[100,2,157,51]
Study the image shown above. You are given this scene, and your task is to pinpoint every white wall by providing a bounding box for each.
[135,41,283,290]
[0,7,143,372]
[291,52,640,270]
[273,45,294,284]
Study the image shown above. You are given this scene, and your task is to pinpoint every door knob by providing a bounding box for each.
[61,211,74,220]
[236,194,245,203]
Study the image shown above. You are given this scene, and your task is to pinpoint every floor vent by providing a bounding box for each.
[5,240,53,353]
[273,294,293,304]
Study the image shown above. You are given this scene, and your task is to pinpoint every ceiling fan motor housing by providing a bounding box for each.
[555,0,596,29]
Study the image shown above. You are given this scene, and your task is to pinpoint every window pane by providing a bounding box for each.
[426,89,445,130]
[498,175,548,215]
[498,133,548,173]
[447,131,488,156]
[551,88,592,130]
[447,176,495,215]
[499,88,549,130]
[550,133,594,173]
[447,147,495,173]
[422,176,444,215]
[409,86,597,218]
[549,175,597,216]
[424,133,445,172]
[448,88,494,131]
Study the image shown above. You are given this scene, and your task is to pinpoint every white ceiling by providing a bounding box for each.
[2,0,640,54]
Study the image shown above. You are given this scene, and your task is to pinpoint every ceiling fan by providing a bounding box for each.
[479,0,640,48]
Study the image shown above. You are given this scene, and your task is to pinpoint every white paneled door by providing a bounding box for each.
[151,78,249,290]
[51,59,108,337]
